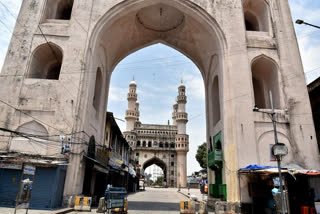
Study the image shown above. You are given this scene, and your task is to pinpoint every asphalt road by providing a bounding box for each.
[69,187,188,214]
[127,187,187,214]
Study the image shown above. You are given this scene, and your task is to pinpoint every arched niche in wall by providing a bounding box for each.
[212,76,221,126]
[257,131,293,166]
[28,43,63,80]
[93,67,102,111]
[10,121,49,155]
[243,0,270,32]
[44,0,74,21]
[251,55,280,109]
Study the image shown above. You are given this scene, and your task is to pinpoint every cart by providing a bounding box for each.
[104,187,128,214]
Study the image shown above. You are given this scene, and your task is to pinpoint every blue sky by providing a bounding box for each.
[0,0,319,175]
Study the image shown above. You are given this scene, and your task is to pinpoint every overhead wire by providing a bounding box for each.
[0,1,319,143]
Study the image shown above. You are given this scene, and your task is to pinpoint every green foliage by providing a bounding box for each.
[154,176,164,185]
[196,142,207,169]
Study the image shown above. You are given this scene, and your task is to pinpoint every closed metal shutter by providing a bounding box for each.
[54,168,66,208]
[0,168,20,207]
[29,167,56,209]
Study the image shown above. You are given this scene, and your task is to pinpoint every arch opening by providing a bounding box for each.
[243,0,270,32]
[143,157,167,183]
[81,0,226,189]
[252,56,281,109]
[44,0,74,21]
[28,43,62,80]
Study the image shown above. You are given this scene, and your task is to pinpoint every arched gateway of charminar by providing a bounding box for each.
[123,80,189,188]
[0,0,319,209]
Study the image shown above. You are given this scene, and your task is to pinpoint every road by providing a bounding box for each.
[70,187,187,214]
[127,187,186,214]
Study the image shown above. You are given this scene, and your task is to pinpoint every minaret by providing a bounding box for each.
[125,79,138,131]
[175,82,189,187]
[172,102,178,125]
[135,101,140,122]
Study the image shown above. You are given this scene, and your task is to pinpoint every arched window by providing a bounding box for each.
[143,141,146,147]
[159,142,164,148]
[17,121,48,137]
[243,0,270,32]
[170,143,175,148]
[44,0,74,21]
[148,141,152,147]
[28,43,63,80]
[252,56,280,109]
[93,68,102,110]
[165,142,169,148]
[10,121,49,155]
[137,141,141,147]
[212,76,221,125]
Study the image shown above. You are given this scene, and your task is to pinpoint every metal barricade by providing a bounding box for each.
[104,187,128,214]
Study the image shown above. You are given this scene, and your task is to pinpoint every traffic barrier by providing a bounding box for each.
[96,197,106,213]
[74,196,92,211]
[180,200,195,214]
[198,201,208,214]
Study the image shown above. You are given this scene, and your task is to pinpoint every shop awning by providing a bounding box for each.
[84,154,110,173]
[239,164,320,176]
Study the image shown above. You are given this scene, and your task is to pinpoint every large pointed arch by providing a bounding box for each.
[76,0,227,146]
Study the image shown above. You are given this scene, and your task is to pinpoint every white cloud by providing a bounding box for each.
[109,86,127,102]
[183,73,205,100]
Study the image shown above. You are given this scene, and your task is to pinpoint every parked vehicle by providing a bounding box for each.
[139,179,145,190]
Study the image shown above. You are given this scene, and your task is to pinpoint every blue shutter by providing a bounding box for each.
[29,167,56,209]
[0,169,20,207]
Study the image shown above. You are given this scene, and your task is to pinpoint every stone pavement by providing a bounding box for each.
[0,188,211,214]
[0,207,72,214]
[178,187,208,202]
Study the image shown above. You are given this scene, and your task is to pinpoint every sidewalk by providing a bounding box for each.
[0,207,73,214]
[178,188,208,202]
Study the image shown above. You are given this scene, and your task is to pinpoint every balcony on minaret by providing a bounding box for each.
[125,110,137,119]
[175,134,189,143]
[172,112,177,119]
[175,138,189,152]
[176,112,188,122]
[127,92,137,100]
[176,95,187,103]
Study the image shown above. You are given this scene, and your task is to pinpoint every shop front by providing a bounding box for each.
[239,165,320,214]
[82,145,110,205]
[107,154,129,190]
[0,159,67,209]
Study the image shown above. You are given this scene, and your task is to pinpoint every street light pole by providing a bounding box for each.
[296,19,320,29]
[253,92,287,214]
[269,92,286,214]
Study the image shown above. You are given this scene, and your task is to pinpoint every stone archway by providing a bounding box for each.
[77,0,227,167]
[70,0,233,201]
[142,156,167,185]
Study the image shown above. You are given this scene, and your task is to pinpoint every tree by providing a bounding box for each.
[196,142,207,169]
[154,176,164,185]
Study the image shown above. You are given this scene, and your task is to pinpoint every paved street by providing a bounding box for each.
[70,187,188,214]
[127,187,187,214]
[0,187,213,214]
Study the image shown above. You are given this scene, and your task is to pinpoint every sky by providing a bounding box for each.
[0,0,319,176]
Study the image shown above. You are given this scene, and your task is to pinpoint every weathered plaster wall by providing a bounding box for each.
[0,0,318,203]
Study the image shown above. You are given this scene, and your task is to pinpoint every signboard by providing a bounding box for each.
[107,199,124,209]
[109,156,124,169]
[15,178,34,211]
[96,147,109,167]
[215,149,223,161]
[0,163,22,170]
[23,165,36,175]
